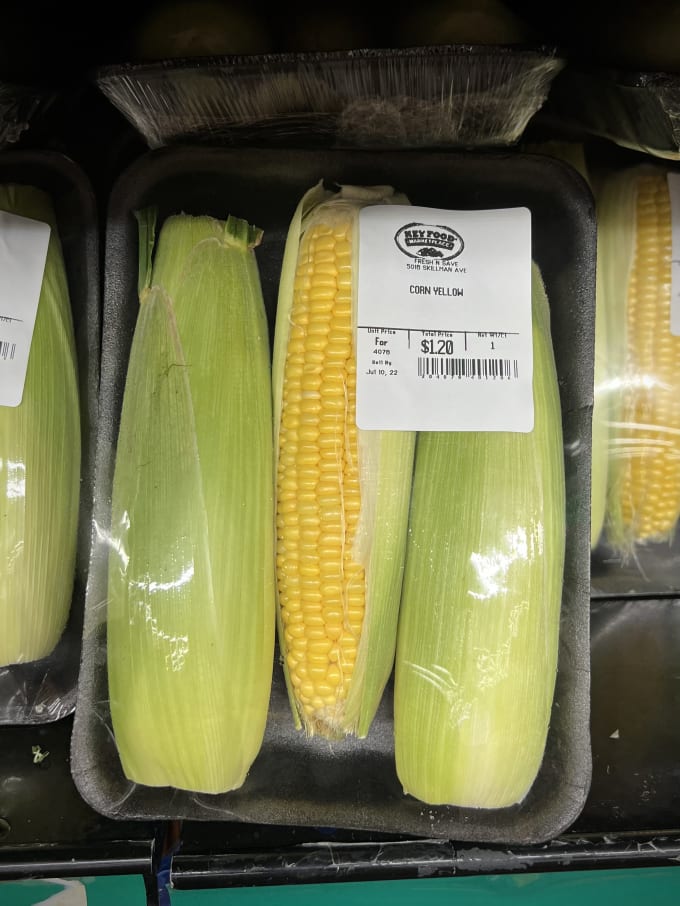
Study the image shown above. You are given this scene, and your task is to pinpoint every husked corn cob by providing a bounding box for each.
[0,185,80,666]
[394,263,565,808]
[273,183,415,739]
[599,167,680,551]
[107,211,274,793]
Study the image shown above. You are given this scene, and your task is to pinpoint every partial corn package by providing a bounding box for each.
[92,209,275,796]
[536,3,680,162]
[0,153,98,724]
[541,66,680,163]
[591,164,680,594]
[95,0,562,151]
[72,147,592,844]
[94,44,563,151]
[0,186,79,664]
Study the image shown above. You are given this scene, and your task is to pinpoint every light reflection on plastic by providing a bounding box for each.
[127,598,191,672]
[94,518,193,670]
[144,564,195,594]
[406,661,472,727]
[0,774,24,792]
[607,422,680,439]
[468,524,539,601]
[601,373,666,393]
[131,569,194,672]
[2,459,25,499]
[93,519,131,572]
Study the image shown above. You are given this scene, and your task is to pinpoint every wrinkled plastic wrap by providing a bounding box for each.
[541,65,680,161]
[72,146,593,844]
[95,46,564,150]
[0,152,99,724]
[0,81,55,150]
[591,163,680,595]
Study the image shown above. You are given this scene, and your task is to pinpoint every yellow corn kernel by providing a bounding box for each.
[602,168,680,550]
[276,217,367,733]
[623,174,680,538]
[272,183,415,738]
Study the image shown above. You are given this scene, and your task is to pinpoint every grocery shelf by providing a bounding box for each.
[1,597,678,894]
[169,869,680,905]
[170,832,680,889]
[164,596,680,888]
[2,2,680,899]
[0,715,159,890]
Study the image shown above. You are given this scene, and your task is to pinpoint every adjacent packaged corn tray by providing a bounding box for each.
[592,164,680,593]
[0,184,80,670]
[0,153,97,728]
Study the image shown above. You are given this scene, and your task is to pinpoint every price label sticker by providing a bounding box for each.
[356,204,533,432]
[0,210,51,407]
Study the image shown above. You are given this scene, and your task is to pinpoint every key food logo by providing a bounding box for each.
[394,222,464,261]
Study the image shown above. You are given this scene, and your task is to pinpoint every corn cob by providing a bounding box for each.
[394,263,565,808]
[107,210,274,793]
[272,183,415,739]
[0,185,80,666]
[599,167,680,551]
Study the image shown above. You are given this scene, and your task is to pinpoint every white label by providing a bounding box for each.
[0,210,51,407]
[668,172,680,336]
[356,205,533,432]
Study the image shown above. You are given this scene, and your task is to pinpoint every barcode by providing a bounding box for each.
[417,356,519,380]
[1,340,16,362]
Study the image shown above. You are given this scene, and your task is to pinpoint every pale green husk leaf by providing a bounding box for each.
[107,212,274,793]
[394,263,565,808]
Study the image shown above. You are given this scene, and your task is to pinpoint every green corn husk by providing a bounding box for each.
[394,263,565,808]
[107,211,275,793]
[272,183,416,739]
[0,185,80,667]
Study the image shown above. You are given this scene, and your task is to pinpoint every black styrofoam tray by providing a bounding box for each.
[72,146,594,844]
[0,150,99,723]
[574,597,680,834]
